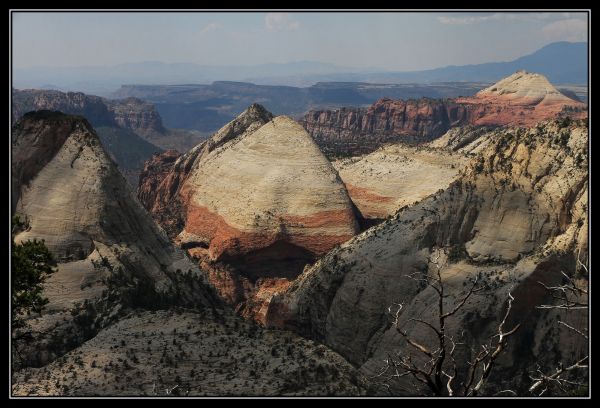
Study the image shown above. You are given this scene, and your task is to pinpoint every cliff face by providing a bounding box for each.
[266,120,588,394]
[12,89,166,135]
[105,97,166,136]
[302,98,470,157]
[302,72,587,157]
[12,89,116,127]
[137,149,185,237]
[12,111,217,368]
[138,104,360,322]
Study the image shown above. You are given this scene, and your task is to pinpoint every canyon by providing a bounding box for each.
[11,111,367,396]
[12,89,207,185]
[11,70,589,397]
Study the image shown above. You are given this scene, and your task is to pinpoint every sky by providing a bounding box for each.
[11,11,589,71]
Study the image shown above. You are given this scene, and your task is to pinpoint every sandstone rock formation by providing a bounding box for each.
[139,104,360,321]
[302,72,587,157]
[12,89,116,127]
[302,98,470,157]
[11,89,207,186]
[333,144,469,219]
[454,71,587,127]
[266,119,588,394]
[138,103,275,239]
[104,97,166,136]
[11,111,370,396]
[178,114,359,264]
[12,111,216,368]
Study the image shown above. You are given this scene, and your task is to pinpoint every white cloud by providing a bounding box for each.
[265,13,300,31]
[543,19,588,42]
[437,13,503,25]
[199,22,222,35]
[437,12,579,25]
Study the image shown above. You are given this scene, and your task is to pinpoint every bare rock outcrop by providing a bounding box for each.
[302,98,470,157]
[455,71,587,127]
[302,72,587,157]
[12,111,217,368]
[333,144,469,219]
[104,97,166,136]
[12,89,116,127]
[266,120,588,394]
[138,104,360,321]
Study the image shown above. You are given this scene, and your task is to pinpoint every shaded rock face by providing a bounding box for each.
[12,111,217,368]
[266,120,588,394]
[12,89,166,136]
[12,89,116,127]
[302,98,470,157]
[105,97,166,136]
[138,104,360,322]
[137,149,184,237]
[302,72,587,157]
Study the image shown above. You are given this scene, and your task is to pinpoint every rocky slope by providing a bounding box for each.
[138,104,360,322]
[333,144,470,219]
[12,309,368,396]
[12,111,217,368]
[11,111,368,396]
[266,119,588,394]
[303,72,587,157]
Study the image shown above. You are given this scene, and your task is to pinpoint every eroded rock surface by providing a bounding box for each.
[302,72,586,157]
[139,104,359,322]
[266,120,588,394]
[333,144,469,219]
[12,111,217,368]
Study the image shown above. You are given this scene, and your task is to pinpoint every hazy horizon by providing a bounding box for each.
[12,11,588,71]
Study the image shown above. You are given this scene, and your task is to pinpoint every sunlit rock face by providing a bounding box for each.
[302,71,587,157]
[139,104,359,321]
[266,120,588,394]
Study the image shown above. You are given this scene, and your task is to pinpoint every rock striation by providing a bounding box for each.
[178,114,359,263]
[302,72,587,157]
[12,89,165,135]
[12,111,217,368]
[455,71,587,127]
[12,89,116,127]
[266,119,588,394]
[138,104,360,320]
[333,144,469,219]
[302,98,470,157]
[104,97,166,136]
[11,111,369,396]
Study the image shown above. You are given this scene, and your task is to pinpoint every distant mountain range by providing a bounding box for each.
[13,42,587,95]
